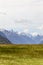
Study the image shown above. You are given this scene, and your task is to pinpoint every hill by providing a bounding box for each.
[0,31,11,44]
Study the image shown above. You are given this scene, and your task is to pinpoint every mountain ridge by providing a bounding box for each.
[1,29,43,44]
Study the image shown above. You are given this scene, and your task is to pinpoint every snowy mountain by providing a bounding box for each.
[3,30,35,44]
[33,35,43,43]
[0,29,43,44]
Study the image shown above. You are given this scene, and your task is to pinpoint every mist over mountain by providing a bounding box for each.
[0,29,42,44]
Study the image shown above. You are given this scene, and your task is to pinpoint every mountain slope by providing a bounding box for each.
[33,35,43,43]
[39,40,43,44]
[3,30,35,44]
[0,31,11,44]
[1,30,43,44]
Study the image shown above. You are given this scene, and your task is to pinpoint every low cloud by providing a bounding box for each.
[38,25,43,30]
[0,12,7,15]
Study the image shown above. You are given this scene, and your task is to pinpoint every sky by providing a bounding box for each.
[0,0,43,35]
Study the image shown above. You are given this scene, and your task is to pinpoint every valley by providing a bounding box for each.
[0,44,43,65]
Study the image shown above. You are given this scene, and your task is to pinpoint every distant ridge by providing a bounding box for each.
[40,40,43,44]
[0,29,43,44]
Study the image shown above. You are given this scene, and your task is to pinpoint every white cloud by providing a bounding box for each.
[23,29,29,33]
[38,25,43,30]
[31,32,39,36]
[0,0,43,34]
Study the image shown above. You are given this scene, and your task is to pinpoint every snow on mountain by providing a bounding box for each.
[2,30,35,44]
[0,29,43,44]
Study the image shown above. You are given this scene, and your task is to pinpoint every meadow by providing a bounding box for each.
[0,44,43,65]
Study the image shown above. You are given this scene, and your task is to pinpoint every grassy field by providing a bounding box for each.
[0,44,43,65]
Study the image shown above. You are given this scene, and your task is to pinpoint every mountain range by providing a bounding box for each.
[0,29,42,44]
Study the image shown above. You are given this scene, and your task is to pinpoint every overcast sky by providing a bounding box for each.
[0,0,43,35]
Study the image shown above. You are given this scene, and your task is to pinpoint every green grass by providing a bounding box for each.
[0,44,43,65]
